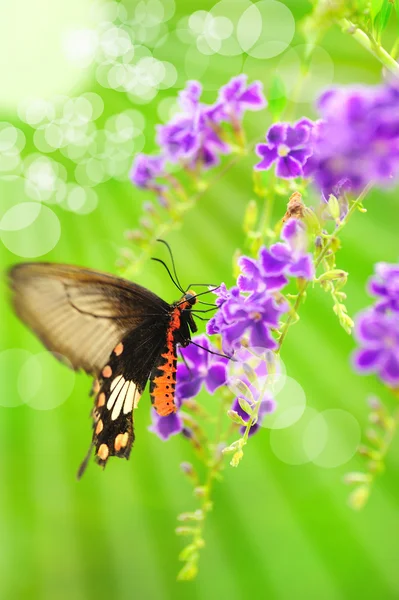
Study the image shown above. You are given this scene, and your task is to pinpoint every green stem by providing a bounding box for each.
[277,183,373,351]
[339,18,399,76]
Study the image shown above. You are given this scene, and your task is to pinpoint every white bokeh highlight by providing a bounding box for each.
[0,202,61,258]
[0,349,33,408]
[18,351,76,411]
[237,1,295,59]
[304,409,361,468]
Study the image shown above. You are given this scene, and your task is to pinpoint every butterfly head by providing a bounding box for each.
[182,290,198,307]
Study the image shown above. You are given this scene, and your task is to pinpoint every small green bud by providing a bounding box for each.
[232,379,254,401]
[343,472,371,485]
[238,396,254,416]
[193,486,207,498]
[177,562,198,581]
[227,409,248,426]
[327,194,340,221]
[175,526,200,536]
[177,510,204,522]
[348,485,370,510]
[243,361,257,383]
[318,269,348,282]
[243,199,258,233]
[222,439,243,454]
[179,543,199,561]
[230,449,244,467]
[303,207,321,233]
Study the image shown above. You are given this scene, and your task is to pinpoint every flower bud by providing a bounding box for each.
[327,194,341,220]
[348,485,370,510]
[318,269,348,282]
[227,409,247,426]
[243,199,258,233]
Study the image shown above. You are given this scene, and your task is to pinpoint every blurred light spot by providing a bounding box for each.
[0,202,61,257]
[157,97,179,122]
[270,407,323,465]
[64,184,98,214]
[237,1,295,59]
[261,376,306,430]
[18,351,75,410]
[62,28,99,67]
[209,0,253,56]
[0,349,33,408]
[304,409,361,468]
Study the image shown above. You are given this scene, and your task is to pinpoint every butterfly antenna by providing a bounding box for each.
[156,239,185,292]
[151,257,185,294]
[188,339,233,361]
[176,286,221,306]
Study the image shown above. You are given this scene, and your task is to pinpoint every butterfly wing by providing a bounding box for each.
[8,263,170,374]
[79,319,170,476]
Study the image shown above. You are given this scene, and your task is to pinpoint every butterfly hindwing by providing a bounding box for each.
[79,318,171,475]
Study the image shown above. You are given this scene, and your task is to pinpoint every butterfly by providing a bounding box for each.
[8,242,218,477]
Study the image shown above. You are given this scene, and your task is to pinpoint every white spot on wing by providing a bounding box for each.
[123,382,135,415]
[111,380,129,421]
[110,374,123,391]
[123,382,141,414]
[107,376,125,409]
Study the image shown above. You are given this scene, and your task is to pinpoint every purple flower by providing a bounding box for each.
[157,80,229,169]
[238,219,315,293]
[211,74,266,121]
[148,402,184,441]
[255,119,314,179]
[368,262,399,313]
[130,154,165,189]
[307,84,399,198]
[149,335,227,441]
[352,308,399,387]
[176,335,228,401]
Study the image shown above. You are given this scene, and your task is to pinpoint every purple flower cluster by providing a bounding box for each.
[207,219,314,354]
[256,83,399,199]
[149,335,228,441]
[353,261,399,388]
[130,75,266,194]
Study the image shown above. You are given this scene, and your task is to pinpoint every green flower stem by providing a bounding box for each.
[348,399,399,510]
[177,396,230,581]
[339,18,399,77]
[277,183,373,351]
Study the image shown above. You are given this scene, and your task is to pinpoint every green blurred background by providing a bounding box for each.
[1,1,399,599]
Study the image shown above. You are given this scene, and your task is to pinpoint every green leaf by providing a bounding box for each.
[370,0,384,21]
[373,0,393,37]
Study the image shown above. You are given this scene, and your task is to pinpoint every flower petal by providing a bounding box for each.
[206,363,228,393]
[255,144,278,171]
[288,255,315,280]
[267,123,287,145]
[379,351,399,386]
[276,155,303,178]
[148,410,183,441]
[352,348,383,373]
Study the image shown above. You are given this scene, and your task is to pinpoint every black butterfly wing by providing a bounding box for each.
[8,263,170,374]
[79,318,170,476]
